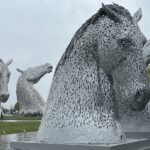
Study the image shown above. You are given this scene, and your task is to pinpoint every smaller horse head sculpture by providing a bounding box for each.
[17,63,53,84]
[0,59,12,103]
[16,63,53,115]
[143,40,150,67]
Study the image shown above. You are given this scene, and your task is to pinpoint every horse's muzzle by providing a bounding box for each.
[47,66,53,73]
[130,89,150,111]
[0,92,9,103]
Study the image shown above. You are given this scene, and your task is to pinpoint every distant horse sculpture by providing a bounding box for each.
[143,40,150,68]
[0,58,12,103]
[16,63,53,115]
[37,4,150,144]
[145,41,150,116]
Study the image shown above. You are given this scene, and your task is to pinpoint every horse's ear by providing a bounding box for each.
[6,59,13,66]
[101,3,122,23]
[16,68,24,73]
[133,8,142,23]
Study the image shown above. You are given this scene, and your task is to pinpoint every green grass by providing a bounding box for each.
[0,121,40,135]
[3,115,42,120]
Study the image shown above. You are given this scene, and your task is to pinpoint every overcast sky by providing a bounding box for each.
[0,0,150,109]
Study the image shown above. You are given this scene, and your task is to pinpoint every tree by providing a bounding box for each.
[14,102,19,112]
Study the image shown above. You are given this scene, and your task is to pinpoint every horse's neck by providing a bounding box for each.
[18,77,34,91]
[27,80,44,100]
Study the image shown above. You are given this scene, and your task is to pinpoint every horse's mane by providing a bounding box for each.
[55,3,132,71]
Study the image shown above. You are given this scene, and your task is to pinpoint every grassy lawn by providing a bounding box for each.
[3,115,42,120]
[0,121,40,135]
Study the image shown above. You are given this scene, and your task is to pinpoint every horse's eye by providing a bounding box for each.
[142,38,147,46]
[7,73,10,82]
[118,37,135,50]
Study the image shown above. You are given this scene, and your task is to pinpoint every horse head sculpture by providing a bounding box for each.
[37,4,149,144]
[0,59,12,103]
[16,63,53,115]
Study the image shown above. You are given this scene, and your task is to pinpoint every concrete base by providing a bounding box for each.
[11,138,150,150]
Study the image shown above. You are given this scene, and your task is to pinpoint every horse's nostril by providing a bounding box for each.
[47,66,53,72]
[134,90,144,102]
[131,89,150,111]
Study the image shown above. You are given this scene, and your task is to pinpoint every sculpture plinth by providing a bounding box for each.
[11,138,150,150]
